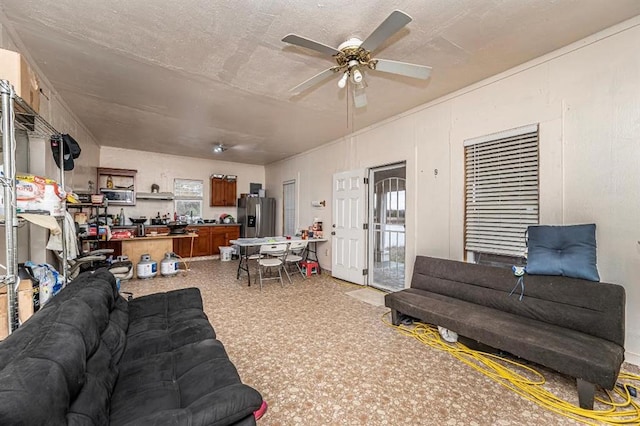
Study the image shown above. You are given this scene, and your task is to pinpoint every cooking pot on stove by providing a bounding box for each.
[167,221,188,235]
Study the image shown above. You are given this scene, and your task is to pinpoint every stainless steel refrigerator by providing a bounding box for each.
[237,197,276,238]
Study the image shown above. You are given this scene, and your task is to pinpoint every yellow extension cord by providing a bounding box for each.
[381,312,640,425]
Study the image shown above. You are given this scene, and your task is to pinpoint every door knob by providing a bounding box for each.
[331,231,336,235]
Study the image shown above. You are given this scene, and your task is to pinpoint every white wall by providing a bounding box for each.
[266,18,640,364]
[100,147,265,221]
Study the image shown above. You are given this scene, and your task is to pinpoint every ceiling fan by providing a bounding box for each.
[282,10,432,108]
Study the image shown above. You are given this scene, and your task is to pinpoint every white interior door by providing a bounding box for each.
[332,169,366,284]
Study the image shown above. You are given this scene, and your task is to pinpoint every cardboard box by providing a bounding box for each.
[0,48,40,113]
[0,279,35,340]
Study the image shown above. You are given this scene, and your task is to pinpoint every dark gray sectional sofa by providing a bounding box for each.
[0,269,264,425]
[385,255,626,409]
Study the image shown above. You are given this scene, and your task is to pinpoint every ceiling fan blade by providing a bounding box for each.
[360,10,412,53]
[373,58,432,79]
[353,85,368,109]
[290,67,340,94]
[282,34,341,57]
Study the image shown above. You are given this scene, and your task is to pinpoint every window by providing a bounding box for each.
[283,180,296,236]
[464,124,539,261]
[174,179,203,221]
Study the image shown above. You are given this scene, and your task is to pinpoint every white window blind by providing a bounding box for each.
[283,180,296,236]
[464,124,539,257]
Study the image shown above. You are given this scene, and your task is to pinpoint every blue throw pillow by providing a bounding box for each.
[526,224,600,282]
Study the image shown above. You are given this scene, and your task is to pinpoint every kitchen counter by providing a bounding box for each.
[112,223,239,229]
[101,224,240,260]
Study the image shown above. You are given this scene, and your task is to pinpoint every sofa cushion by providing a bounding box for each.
[0,299,100,425]
[122,288,215,363]
[110,339,263,426]
[526,224,600,281]
[67,342,118,425]
[110,288,262,426]
[67,295,130,425]
[0,269,118,367]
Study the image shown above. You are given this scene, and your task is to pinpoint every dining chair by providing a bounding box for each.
[283,240,309,282]
[255,242,288,290]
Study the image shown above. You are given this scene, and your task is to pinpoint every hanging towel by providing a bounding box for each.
[45,211,78,260]
[18,213,62,236]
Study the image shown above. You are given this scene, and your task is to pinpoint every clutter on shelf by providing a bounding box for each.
[0,170,66,216]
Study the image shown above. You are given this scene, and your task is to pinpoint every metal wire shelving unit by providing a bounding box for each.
[1,79,68,335]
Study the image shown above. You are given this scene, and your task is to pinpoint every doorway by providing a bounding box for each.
[368,163,406,291]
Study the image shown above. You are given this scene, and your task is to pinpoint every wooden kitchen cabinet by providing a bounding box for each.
[172,236,193,258]
[172,227,201,258]
[211,225,240,254]
[210,177,237,207]
[192,226,212,256]
[172,225,240,257]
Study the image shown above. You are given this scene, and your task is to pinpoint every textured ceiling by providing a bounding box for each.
[1,1,639,165]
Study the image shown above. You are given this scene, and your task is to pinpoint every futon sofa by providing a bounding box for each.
[385,255,626,409]
[0,269,265,425]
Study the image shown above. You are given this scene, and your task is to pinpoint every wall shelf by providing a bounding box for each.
[97,167,137,205]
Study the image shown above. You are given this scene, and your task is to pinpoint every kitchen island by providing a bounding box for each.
[102,233,198,278]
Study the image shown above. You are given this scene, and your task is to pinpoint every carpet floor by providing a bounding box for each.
[121,259,634,425]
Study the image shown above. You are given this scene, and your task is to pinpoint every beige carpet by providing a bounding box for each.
[122,260,634,425]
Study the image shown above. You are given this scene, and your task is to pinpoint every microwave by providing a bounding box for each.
[100,188,135,205]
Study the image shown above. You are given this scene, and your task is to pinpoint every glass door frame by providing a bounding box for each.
[367,162,406,292]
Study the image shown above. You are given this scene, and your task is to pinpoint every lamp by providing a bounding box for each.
[212,144,226,153]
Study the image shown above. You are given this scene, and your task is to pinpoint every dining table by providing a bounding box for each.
[229,236,328,285]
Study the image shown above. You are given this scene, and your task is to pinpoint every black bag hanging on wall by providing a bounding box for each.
[50,134,81,171]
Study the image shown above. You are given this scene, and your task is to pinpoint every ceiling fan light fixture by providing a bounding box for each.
[283,10,431,106]
[351,67,363,84]
[212,144,226,153]
[337,71,348,89]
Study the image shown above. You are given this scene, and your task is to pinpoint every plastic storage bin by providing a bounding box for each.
[219,246,234,261]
